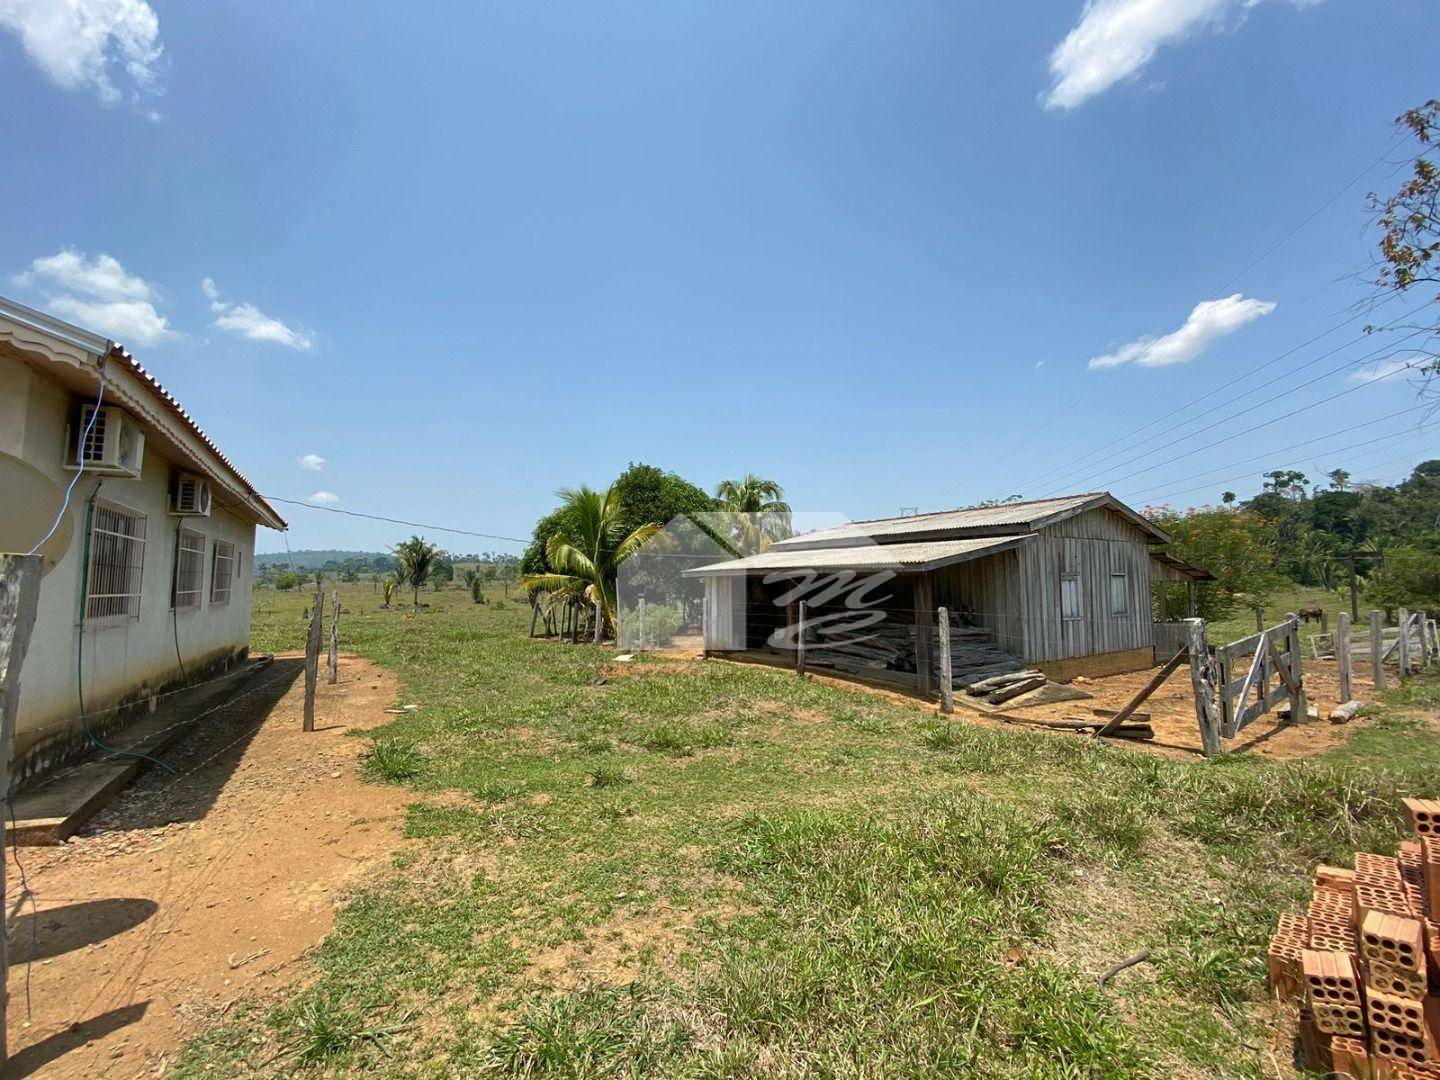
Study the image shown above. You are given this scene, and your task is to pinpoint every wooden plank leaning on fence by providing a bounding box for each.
[327,591,340,684]
[1185,618,1223,757]
[1094,644,1188,738]
[304,582,323,731]
[0,553,43,1073]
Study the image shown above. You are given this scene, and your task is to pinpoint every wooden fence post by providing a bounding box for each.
[796,601,807,677]
[1185,618,1222,757]
[1419,612,1433,669]
[701,588,710,659]
[1370,611,1386,690]
[327,591,340,684]
[0,553,43,1074]
[593,601,602,645]
[937,606,954,714]
[638,598,647,652]
[1285,614,1308,720]
[1399,607,1412,678]
[1336,611,1352,704]
[304,583,322,731]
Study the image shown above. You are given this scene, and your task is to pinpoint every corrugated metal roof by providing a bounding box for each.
[770,492,1168,550]
[684,534,1035,576]
[0,295,285,530]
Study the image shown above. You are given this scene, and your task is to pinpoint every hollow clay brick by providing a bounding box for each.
[1401,799,1440,838]
[1363,911,1428,975]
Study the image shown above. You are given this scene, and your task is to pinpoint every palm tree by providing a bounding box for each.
[393,535,442,609]
[714,474,792,552]
[520,485,660,637]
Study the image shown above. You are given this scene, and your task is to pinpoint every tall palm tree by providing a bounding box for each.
[521,485,660,636]
[393,535,442,609]
[714,474,792,552]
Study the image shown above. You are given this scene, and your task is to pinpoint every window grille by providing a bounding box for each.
[86,502,147,620]
[211,540,236,604]
[173,529,206,610]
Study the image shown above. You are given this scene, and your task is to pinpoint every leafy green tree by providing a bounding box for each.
[1366,547,1440,613]
[393,536,442,609]
[714,473,793,552]
[611,462,715,540]
[275,570,300,591]
[1369,100,1439,386]
[521,486,660,635]
[1147,506,1283,619]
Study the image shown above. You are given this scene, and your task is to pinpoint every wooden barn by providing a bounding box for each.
[686,492,1212,690]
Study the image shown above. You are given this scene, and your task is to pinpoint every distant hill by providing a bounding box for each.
[255,549,392,571]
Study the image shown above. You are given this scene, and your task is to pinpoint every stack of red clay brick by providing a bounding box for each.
[1269,798,1440,1078]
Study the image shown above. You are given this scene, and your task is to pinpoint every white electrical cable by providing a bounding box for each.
[26,357,108,557]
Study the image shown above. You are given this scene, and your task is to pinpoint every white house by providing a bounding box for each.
[0,296,286,782]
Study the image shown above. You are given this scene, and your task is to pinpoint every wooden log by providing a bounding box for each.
[1187,618,1222,757]
[1001,714,1154,739]
[937,606,953,714]
[1329,700,1364,724]
[1370,610,1385,689]
[965,670,1043,695]
[0,554,42,1073]
[1336,611,1352,704]
[985,676,1047,705]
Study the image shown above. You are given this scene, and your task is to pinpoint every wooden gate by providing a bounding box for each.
[1215,617,1306,738]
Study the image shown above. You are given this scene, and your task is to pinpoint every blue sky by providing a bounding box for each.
[1,0,1434,554]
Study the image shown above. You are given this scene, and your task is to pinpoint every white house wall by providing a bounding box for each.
[0,351,259,777]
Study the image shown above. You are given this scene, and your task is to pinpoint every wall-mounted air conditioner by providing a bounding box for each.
[67,404,145,478]
[170,471,213,517]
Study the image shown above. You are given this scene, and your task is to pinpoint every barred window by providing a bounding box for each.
[211,540,236,604]
[86,502,147,621]
[173,529,206,610]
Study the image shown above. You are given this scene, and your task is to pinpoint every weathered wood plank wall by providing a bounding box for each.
[932,550,1025,655]
[1015,507,1155,662]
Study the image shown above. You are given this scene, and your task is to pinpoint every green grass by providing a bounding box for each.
[174,585,1440,1078]
[1205,582,1366,644]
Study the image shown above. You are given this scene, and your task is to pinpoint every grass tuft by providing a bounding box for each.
[360,737,425,783]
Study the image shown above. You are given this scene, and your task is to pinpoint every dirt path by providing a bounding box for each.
[3,653,412,1078]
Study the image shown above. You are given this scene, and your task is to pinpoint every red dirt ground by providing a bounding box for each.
[3,653,411,1078]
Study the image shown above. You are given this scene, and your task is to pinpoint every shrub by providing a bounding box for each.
[618,601,686,647]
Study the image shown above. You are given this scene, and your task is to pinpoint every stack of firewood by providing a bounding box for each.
[1268,798,1440,1076]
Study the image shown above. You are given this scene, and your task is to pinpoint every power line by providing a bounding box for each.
[262,495,529,546]
[1036,312,1419,496]
[1007,132,1408,457]
[1012,296,1400,494]
[1043,329,1427,495]
[1121,417,1434,504]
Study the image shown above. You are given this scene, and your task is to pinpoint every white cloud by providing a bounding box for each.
[0,0,166,108]
[47,295,174,346]
[202,278,316,351]
[1043,0,1318,111]
[298,453,326,472]
[1088,293,1276,370]
[14,250,154,301]
[1350,357,1414,383]
[308,491,339,505]
[13,249,175,346]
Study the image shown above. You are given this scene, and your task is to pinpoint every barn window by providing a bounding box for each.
[211,540,236,605]
[172,528,206,611]
[1109,572,1129,616]
[1060,573,1082,620]
[86,502,147,621]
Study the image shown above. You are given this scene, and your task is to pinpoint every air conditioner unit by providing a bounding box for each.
[170,471,212,517]
[67,404,145,477]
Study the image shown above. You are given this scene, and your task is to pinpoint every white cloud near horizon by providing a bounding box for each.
[202,278,315,351]
[307,491,339,505]
[0,0,166,108]
[298,453,327,472]
[1350,357,1414,383]
[1043,0,1319,111]
[13,249,175,345]
[1088,293,1276,370]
